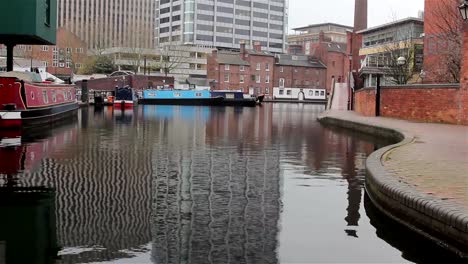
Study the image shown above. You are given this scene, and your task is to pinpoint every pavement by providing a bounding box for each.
[318,110,468,255]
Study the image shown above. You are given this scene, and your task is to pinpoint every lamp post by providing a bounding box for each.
[397,56,407,84]
[459,1,468,21]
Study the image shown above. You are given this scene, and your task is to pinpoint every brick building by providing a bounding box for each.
[272,54,327,100]
[310,32,349,91]
[423,0,462,83]
[208,42,275,96]
[207,42,328,100]
[288,24,351,92]
[0,27,88,79]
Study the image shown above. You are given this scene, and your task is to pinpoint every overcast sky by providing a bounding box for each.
[288,0,425,31]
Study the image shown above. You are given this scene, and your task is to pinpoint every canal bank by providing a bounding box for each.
[318,110,468,259]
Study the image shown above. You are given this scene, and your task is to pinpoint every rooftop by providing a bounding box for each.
[215,51,250,66]
[276,54,326,68]
[292,23,354,32]
[357,17,424,34]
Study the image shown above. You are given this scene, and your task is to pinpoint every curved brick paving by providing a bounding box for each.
[318,110,468,255]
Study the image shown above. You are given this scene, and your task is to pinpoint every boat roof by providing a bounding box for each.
[0,71,42,83]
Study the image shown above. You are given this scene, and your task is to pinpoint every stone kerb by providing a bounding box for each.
[317,114,468,257]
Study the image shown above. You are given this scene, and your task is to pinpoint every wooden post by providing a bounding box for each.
[376,74,381,116]
[6,44,14,72]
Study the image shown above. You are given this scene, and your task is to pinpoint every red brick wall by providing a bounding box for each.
[244,55,275,95]
[273,65,327,90]
[76,75,174,91]
[354,88,375,117]
[423,0,462,83]
[355,85,467,124]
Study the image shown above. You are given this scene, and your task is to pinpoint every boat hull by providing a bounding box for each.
[139,97,224,106]
[217,99,257,107]
[0,102,79,129]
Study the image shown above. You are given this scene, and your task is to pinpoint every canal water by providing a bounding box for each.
[0,104,462,264]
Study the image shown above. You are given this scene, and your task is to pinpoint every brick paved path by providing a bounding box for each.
[323,111,468,209]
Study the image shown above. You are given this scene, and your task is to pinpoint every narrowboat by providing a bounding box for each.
[272,87,327,103]
[115,86,137,108]
[210,91,260,107]
[139,89,224,105]
[0,72,78,129]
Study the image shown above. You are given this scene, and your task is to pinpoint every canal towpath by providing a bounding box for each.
[318,110,468,256]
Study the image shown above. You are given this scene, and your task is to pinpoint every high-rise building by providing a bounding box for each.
[155,0,288,53]
[58,0,155,50]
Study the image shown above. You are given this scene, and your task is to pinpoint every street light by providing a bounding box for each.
[397,56,406,84]
[397,56,406,66]
[459,1,468,20]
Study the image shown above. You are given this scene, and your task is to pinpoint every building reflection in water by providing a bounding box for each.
[0,104,423,263]
[0,121,77,263]
[0,186,58,264]
[149,105,281,264]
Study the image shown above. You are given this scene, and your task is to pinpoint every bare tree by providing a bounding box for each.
[382,38,420,85]
[157,45,190,77]
[425,0,462,83]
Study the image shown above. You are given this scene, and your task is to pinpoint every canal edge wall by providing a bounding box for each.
[317,113,468,258]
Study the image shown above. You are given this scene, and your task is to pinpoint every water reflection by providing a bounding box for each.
[0,186,58,264]
[0,104,462,263]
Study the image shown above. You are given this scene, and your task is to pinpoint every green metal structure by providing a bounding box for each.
[0,0,57,71]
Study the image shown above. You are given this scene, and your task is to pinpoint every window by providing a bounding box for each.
[51,90,56,102]
[45,0,51,26]
[256,75,260,83]
[240,75,244,83]
[279,89,284,95]
[286,90,292,95]
[240,65,245,71]
[196,92,202,97]
[256,63,260,70]
[52,61,58,67]
[53,46,58,52]
[320,91,325,96]
[225,64,230,71]
[279,78,285,88]
[63,90,67,100]
[280,66,284,73]
[66,62,71,68]
[75,63,82,68]
[224,73,230,82]
[66,48,72,53]
[42,46,49,51]
[174,92,181,97]
[265,63,270,71]
[43,61,48,67]
[265,87,269,94]
[309,90,313,96]
[27,46,32,51]
[42,90,48,103]
[59,63,65,68]
[265,75,270,83]
[315,91,320,96]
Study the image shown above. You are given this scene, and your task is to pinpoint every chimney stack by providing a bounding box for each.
[354,0,368,32]
[253,41,262,52]
[240,40,246,56]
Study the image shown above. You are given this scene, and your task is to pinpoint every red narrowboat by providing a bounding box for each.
[0,72,79,129]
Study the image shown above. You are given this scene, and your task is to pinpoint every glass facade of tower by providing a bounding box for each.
[156,0,287,53]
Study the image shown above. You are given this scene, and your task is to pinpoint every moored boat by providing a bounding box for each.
[210,91,258,107]
[115,86,137,108]
[139,89,224,106]
[0,72,78,129]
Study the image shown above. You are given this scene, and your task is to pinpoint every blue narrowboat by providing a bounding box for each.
[139,89,224,105]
